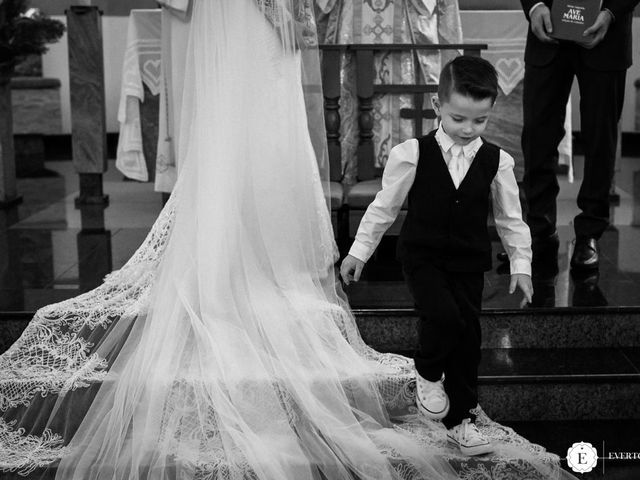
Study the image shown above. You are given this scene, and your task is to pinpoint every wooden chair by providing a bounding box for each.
[320,44,487,248]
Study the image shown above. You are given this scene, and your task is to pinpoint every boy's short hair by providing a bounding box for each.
[438,55,499,105]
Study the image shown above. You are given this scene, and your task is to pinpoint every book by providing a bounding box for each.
[550,0,602,42]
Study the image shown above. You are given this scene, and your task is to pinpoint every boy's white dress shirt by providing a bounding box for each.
[348,126,533,276]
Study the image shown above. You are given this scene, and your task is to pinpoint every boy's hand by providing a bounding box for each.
[509,273,533,308]
[340,255,365,286]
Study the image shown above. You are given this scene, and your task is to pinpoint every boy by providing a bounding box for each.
[340,56,533,456]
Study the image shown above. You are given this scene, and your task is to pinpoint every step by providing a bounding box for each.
[3,310,640,422]
[354,307,640,351]
[386,347,640,422]
[477,348,640,422]
[4,308,640,353]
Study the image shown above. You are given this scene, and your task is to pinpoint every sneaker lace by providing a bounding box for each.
[417,376,446,403]
[460,418,484,443]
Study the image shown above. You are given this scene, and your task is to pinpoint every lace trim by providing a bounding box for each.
[0,196,176,411]
[255,0,319,49]
[0,418,69,476]
[255,0,285,29]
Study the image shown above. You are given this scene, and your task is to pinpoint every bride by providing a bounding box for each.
[0,1,577,479]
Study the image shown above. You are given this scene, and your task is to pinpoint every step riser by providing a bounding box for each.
[480,382,640,422]
[3,312,640,354]
[0,319,29,354]
[2,319,638,423]
[356,312,640,351]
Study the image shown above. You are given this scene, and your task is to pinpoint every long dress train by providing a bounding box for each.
[0,1,578,479]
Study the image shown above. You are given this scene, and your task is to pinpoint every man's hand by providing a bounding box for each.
[340,254,365,286]
[509,273,533,308]
[579,10,613,49]
[530,4,558,43]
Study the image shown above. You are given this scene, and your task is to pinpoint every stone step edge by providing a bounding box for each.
[389,348,640,385]
[3,306,640,321]
[354,306,640,317]
[479,373,640,385]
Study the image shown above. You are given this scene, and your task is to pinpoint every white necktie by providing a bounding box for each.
[450,144,465,188]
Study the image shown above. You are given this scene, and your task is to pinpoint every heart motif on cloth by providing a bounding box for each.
[142,59,162,95]
[494,57,525,96]
[495,57,523,85]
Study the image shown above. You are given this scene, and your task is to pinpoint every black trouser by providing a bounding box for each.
[403,262,484,429]
[522,46,626,240]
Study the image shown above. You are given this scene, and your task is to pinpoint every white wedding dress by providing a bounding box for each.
[0,1,577,479]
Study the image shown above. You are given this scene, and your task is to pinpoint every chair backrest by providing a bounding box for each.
[320,44,487,182]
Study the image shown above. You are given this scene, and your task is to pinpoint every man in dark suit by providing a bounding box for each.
[520,0,638,269]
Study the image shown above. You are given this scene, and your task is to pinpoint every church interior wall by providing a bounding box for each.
[37,4,640,136]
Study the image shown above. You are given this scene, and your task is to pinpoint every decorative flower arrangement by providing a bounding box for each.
[0,0,65,69]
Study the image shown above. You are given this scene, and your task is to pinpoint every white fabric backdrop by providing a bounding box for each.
[461,10,574,181]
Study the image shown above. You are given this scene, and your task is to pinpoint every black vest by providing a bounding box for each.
[397,131,500,272]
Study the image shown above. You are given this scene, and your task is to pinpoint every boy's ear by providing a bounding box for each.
[431,95,441,115]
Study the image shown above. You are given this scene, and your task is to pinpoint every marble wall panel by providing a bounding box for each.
[12,84,63,135]
[67,7,107,174]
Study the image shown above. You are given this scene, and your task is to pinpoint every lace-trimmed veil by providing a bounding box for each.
[0,1,577,479]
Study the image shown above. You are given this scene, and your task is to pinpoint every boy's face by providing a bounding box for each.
[432,92,493,146]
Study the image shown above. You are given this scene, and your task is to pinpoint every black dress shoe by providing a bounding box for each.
[570,237,599,270]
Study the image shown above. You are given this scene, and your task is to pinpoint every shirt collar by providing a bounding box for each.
[435,124,483,158]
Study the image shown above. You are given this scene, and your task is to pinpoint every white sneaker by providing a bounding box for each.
[415,372,449,419]
[447,418,493,456]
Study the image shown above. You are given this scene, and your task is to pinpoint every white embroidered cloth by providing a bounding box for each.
[461,10,573,179]
[461,10,527,96]
[116,9,162,183]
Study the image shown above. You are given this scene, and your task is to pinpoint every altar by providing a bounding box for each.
[115,4,573,191]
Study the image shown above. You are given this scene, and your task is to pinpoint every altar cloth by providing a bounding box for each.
[461,9,573,181]
[116,9,162,184]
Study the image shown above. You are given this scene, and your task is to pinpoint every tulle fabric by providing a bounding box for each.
[0,1,579,479]
[55,2,455,478]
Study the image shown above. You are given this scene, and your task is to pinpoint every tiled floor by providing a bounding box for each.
[1,155,640,312]
[0,160,164,311]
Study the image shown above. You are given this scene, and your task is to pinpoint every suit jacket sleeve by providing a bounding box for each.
[602,0,640,19]
[521,0,544,20]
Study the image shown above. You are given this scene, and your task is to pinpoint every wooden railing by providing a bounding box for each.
[320,43,487,183]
